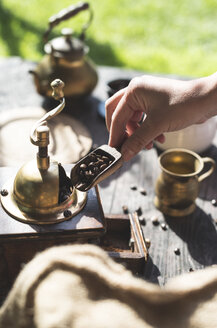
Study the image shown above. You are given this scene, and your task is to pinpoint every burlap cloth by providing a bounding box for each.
[0,244,216,328]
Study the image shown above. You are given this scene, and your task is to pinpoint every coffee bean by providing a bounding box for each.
[130,185,137,190]
[145,238,151,249]
[97,159,104,166]
[96,155,102,160]
[151,216,159,226]
[100,164,107,171]
[80,163,87,170]
[161,223,167,231]
[93,166,99,174]
[79,170,85,177]
[122,205,129,214]
[189,268,194,272]
[174,248,180,255]
[102,156,110,163]
[139,216,146,225]
[136,207,142,216]
[88,162,96,169]
[84,171,91,178]
[140,188,147,196]
[89,154,97,162]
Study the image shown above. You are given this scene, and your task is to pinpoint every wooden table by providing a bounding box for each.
[0,57,217,289]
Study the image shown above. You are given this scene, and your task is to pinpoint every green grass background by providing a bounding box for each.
[1,0,217,77]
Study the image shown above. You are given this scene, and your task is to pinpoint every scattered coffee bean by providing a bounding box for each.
[130,185,137,190]
[139,188,147,196]
[145,238,151,249]
[161,223,168,231]
[139,216,146,225]
[174,248,180,255]
[189,267,194,272]
[122,205,129,214]
[136,207,142,216]
[211,199,217,207]
[151,216,159,226]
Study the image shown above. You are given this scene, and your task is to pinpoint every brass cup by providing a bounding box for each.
[154,148,216,216]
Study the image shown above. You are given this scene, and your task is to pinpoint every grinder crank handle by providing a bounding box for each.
[30,79,65,146]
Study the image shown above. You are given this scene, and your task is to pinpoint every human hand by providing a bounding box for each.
[106,74,215,161]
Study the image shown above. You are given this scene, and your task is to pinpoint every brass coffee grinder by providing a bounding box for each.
[0,79,88,224]
[30,2,98,98]
[0,79,105,286]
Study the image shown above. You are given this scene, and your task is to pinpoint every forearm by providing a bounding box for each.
[185,73,217,121]
[199,72,217,117]
[165,73,217,129]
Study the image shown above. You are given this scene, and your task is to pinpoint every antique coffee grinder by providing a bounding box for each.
[0,79,105,287]
[1,79,88,224]
[30,2,98,98]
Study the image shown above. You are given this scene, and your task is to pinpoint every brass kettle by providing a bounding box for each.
[30,2,98,98]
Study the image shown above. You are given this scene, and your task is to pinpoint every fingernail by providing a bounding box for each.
[122,149,135,161]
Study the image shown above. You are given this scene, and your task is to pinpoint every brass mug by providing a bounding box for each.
[154,148,216,216]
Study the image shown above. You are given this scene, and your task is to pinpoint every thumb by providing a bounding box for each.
[120,118,160,161]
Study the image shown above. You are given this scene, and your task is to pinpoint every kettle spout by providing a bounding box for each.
[29,69,46,96]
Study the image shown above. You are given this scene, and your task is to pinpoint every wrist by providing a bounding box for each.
[192,73,217,118]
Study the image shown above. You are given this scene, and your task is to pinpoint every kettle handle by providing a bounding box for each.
[43,2,93,43]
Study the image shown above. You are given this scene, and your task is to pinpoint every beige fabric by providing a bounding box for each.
[0,244,217,328]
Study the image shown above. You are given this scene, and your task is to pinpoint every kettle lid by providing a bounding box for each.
[44,28,89,61]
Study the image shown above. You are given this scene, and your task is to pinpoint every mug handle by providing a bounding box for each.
[198,157,216,182]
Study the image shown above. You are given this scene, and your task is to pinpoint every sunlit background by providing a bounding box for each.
[1,0,217,77]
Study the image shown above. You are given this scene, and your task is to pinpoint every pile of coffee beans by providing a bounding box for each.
[75,151,113,191]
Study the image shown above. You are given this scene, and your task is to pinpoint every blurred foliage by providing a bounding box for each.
[1,0,217,77]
